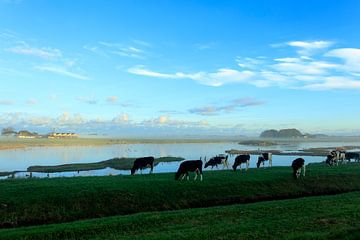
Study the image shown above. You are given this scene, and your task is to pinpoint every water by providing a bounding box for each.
[0,140,358,179]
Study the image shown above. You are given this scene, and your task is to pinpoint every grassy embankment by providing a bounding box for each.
[1,163,360,229]
[1,191,360,239]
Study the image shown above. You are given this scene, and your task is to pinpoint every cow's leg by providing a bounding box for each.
[246,160,249,171]
[186,172,189,181]
[296,169,300,178]
[180,174,186,180]
[194,169,198,180]
[269,159,272,167]
[200,174,203,181]
[150,163,154,174]
[302,164,306,177]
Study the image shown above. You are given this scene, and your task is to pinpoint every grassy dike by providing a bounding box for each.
[1,163,360,229]
[1,191,360,239]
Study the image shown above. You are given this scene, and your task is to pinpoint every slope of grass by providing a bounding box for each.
[26,157,183,173]
[1,163,360,228]
[1,191,360,239]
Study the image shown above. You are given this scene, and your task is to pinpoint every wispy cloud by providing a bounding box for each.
[76,96,98,105]
[26,99,38,105]
[286,40,334,55]
[189,98,265,116]
[6,44,62,59]
[128,65,255,87]
[128,40,360,90]
[35,65,90,80]
[95,41,146,59]
[195,42,216,50]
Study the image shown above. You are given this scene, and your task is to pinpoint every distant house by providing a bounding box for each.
[17,130,37,139]
[47,132,78,139]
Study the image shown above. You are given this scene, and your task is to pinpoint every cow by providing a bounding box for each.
[131,156,155,175]
[345,152,360,162]
[325,154,336,166]
[175,160,203,181]
[232,154,250,171]
[204,155,229,169]
[257,152,272,168]
[292,158,305,179]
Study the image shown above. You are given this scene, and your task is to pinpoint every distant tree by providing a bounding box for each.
[260,129,279,138]
[1,127,16,136]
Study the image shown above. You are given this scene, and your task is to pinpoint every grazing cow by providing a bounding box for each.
[292,158,305,179]
[232,154,250,171]
[345,152,360,162]
[131,156,155,175]
[257,152,272,168]
[175,160,203,181]
[204,155,229,169]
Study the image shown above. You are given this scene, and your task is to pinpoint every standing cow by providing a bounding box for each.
[292,158,305,179]
[257,152,272,168]
[175,160,203,181]
[131,156,155,175]
[345,152,360,162]
[232,154,250,171]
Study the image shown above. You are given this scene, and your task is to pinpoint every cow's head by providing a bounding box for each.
[175,171,181,180]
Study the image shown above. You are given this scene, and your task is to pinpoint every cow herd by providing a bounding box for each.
[325,150,360,166]
[130,152,307,180]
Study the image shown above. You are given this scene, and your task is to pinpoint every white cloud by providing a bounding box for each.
[112,113,129,123]
[127,40,360,90]
[128,66,255,87]
[35,65,90,80]
[6,44,62,59]
[286,40,334,55]
[326,48,360,73]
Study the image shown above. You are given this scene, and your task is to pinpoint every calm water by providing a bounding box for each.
[1,140,359,179]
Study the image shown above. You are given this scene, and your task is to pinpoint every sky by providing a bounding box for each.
[0,0,360,137]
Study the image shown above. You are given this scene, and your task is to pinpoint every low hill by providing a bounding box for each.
[260,128,303,138]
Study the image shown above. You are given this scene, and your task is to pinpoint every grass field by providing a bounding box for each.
[1,163,360,230]
[1,191,360,239]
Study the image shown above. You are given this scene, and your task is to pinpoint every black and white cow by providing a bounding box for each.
[131,156,155,175]
[175,160,203,181]
[345,152,360,162]
[325,154,336,166]
[330,150,346,165]
[232,154,250,171]
[204,155,229,169]
[256,152,272,168]
[292,158,305,179]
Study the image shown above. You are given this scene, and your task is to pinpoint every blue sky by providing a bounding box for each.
[1,0,360,137]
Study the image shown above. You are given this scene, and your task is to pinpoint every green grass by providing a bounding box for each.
[1,191,360,239]
[1,163,360,228]
[26,156,183,173]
